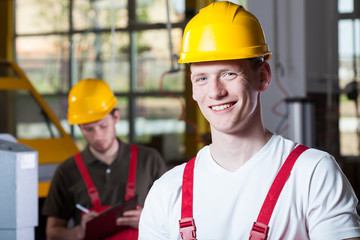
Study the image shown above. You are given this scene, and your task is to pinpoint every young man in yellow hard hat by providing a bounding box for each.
[42,78,167,240]
[139,2,360,239]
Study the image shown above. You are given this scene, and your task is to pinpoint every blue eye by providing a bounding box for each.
[83,127,93,132]
[223,72,237,80]
[197,76,207,82]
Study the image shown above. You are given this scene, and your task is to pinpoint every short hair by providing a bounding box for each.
[248,56,265,70]
[110,108,118,116]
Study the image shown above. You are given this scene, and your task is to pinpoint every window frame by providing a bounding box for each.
[14,0,187,144]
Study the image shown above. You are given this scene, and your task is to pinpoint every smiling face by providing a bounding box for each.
[190,59,271,135]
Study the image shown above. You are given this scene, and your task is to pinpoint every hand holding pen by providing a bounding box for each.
[76,204,99,238]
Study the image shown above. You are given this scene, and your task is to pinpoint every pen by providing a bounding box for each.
[76,204,90,214]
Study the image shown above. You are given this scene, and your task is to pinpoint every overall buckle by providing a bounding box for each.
[179,217,196,240]
[249,221,269,240]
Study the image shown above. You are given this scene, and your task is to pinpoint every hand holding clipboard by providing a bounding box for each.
[83,196,138,240]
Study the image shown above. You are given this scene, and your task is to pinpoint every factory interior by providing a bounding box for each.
[1,0,360,239]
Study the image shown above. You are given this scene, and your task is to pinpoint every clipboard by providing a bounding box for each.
[84,196,138,240]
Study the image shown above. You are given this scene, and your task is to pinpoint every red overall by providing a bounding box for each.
[179,145,308,240]
[74,144,139,240]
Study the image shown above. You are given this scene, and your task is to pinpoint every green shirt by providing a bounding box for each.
[42,139,167,225]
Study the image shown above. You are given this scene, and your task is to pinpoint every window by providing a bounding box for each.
[1,90,62,139]
[338,0,360,156]
[15,0,187,162]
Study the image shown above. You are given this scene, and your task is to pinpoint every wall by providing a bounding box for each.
[249,0,338,146]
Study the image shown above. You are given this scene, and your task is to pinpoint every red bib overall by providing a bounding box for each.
[74,144,139,240]
[179,145,308,240]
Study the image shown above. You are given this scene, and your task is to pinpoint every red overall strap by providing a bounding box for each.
[179,157,197,240]
[74,144,138,210]
[125,144,138,201]
[74,153,102,209]
[249,144,309,240]
[179,145,308,240]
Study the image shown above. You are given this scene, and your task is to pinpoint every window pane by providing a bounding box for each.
[116,97,129,142]
[339,20,355,86]
[135,96,185,137]
[133,29,184,92]
[338,0,354,14]
[338,19,360,156]
[0,90,61,139]
[72,32,130,91]
[135,96,185,160]
[16,0,69,34]
[73,0,128,30]
[339,95,359,155]
[16,36,70,94]
[42,95,73,138]
[136,0,185,23]
[43,95,68,124]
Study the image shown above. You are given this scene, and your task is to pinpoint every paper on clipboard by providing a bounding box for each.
[84,196,138,240]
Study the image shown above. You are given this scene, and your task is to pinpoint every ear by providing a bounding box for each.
[112,109,120,123]
[257,62,271,92]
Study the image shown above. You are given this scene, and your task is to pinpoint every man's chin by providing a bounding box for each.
[92,145,108,153]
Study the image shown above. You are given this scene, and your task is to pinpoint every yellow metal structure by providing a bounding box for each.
[0,0,14,61]
[0,61,79,197]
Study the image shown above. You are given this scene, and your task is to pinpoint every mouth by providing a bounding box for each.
[95,141,105,147]
[210,102,235,111]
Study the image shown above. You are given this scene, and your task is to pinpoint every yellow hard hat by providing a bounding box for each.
[67,78,118,125]
[178,1,271,63]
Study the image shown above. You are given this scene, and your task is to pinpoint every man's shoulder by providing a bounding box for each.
[273,136,337,175]
[118,139,161,157]
[272,135,331,158]
[136,144,161,155]
[268,135,335,169]
[153,162,186,187]
[55,152,81,173]
[297,147,337,173]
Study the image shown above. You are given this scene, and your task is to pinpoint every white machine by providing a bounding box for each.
[0,134,38,240]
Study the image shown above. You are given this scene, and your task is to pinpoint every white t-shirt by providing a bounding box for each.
[139,135,360,239]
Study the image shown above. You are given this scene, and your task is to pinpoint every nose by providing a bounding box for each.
[93,127,103,140]
[208,78,227,99]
